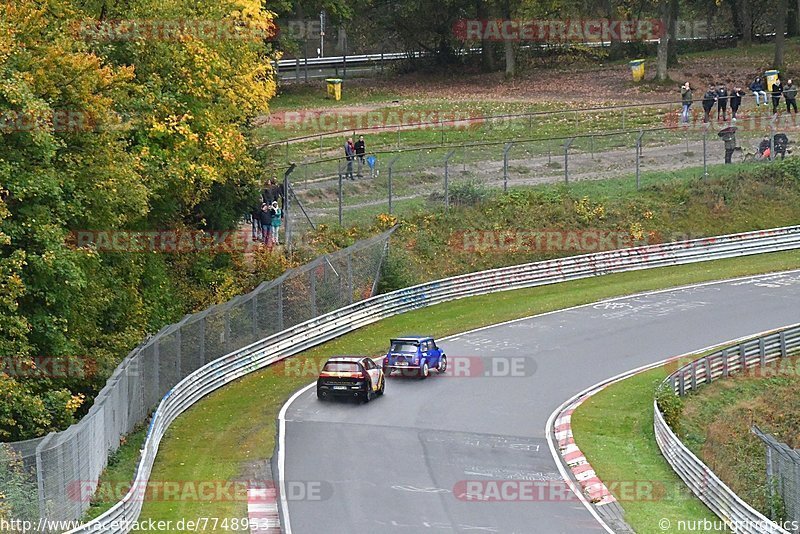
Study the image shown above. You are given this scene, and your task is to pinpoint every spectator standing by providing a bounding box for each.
[354,135,366,177]
[771,76,783,114]
[259,203,272,245]
[716,83,728,121]
[750,77,768,106]
[784,79,798,114]
[680,82,693,124]
[702,85,717,123]
[251,203,262,241]
[269,200,282,245]
[720,129,736,164]
[730,87,745,120]
[344,137,355,180]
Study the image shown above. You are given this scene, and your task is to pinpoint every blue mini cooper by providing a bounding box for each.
[382,336,447,379]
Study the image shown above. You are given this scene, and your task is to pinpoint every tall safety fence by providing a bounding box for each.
[268,109,796,229]
[754,413,800,532]
[0,229,393,529]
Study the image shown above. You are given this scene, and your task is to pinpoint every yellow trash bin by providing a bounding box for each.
[629,59,645,82]
[765,70,780,92]
[325,78,342,101]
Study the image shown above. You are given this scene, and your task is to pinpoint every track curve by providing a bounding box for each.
[278,270,800,533]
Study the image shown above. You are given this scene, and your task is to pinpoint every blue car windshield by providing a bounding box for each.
[390,342,418,353]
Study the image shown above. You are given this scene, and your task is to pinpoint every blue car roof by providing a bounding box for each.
[390,336,433,343]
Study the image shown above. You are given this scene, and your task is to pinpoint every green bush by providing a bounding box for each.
[656,381,685,436]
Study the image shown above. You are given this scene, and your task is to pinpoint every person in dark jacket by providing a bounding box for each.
[680,82,693,124]
[771,77,783,114]
[344,137,355,180]
[259,203,272,245]
[784,80,798,114]
[354,135,366,177]
[716,83,728,121]
[702,85,717,123]
[251,203,262,241]
[721,130,736,164]
[729,87,745,119]
[750,77,768,106]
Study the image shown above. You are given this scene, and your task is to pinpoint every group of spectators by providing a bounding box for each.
[680,74,798,124]
[250,179,284,246]
[344,135,366,180]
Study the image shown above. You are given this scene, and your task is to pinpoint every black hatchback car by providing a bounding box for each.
[316,357,385,402]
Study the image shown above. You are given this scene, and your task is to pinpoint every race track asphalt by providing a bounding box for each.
[278,270,800,534]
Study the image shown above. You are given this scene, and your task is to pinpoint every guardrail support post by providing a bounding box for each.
[678,371,685,396]
[722,349,729,378]
[759,338,766,368]
[503,142,514,193]
[780,331,787,357]
[739,343,747,371]
[704,358,712,384]
[690,362,697,391]
[444,149,456,210]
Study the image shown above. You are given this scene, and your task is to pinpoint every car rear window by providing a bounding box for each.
[322,362,362,373]
[390,342,418,353]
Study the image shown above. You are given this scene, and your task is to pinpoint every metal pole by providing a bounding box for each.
[387,156,399,214]
[444,149,456,210]
[337,161,344,225]
[563,138,574,184]
[770,124,776,161]
[319,134,323,159]
[702,126,708,178]
[622,108,626,130]
[503,142,514,192]
[590,135,594,160]
[283,163,295,253]
[636,130,644,191]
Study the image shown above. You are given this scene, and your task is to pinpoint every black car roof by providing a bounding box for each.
[325,356,366,363]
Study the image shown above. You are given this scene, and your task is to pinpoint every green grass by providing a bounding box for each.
[571,366,731,533]
[117,249,800,531]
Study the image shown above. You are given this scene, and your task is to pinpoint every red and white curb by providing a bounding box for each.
[247,484,281,533]
[554,403,617,507]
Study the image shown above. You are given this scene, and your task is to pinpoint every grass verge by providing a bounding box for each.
[81,249,800,530]
[571,366,731,533]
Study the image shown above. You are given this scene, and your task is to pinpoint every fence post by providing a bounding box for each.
[283,164,296,253]
[636,130,644,191]
[347,254,353,304]
[310,270,317,317]
[387,155,400,214]
[503,142,514,192]
[444,149,456,210]
[337,161,344,226]
[563,138,574,184]
[702,125,708,178]
[319,134,323,159]
[622,108,626,129]
[590,135,594,160]
[770,124,776,162]
[759,337,766,368]
[722,349,729,378]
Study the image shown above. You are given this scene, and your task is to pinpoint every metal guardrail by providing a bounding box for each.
[654,323,800,533]
[68,225,800,533]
